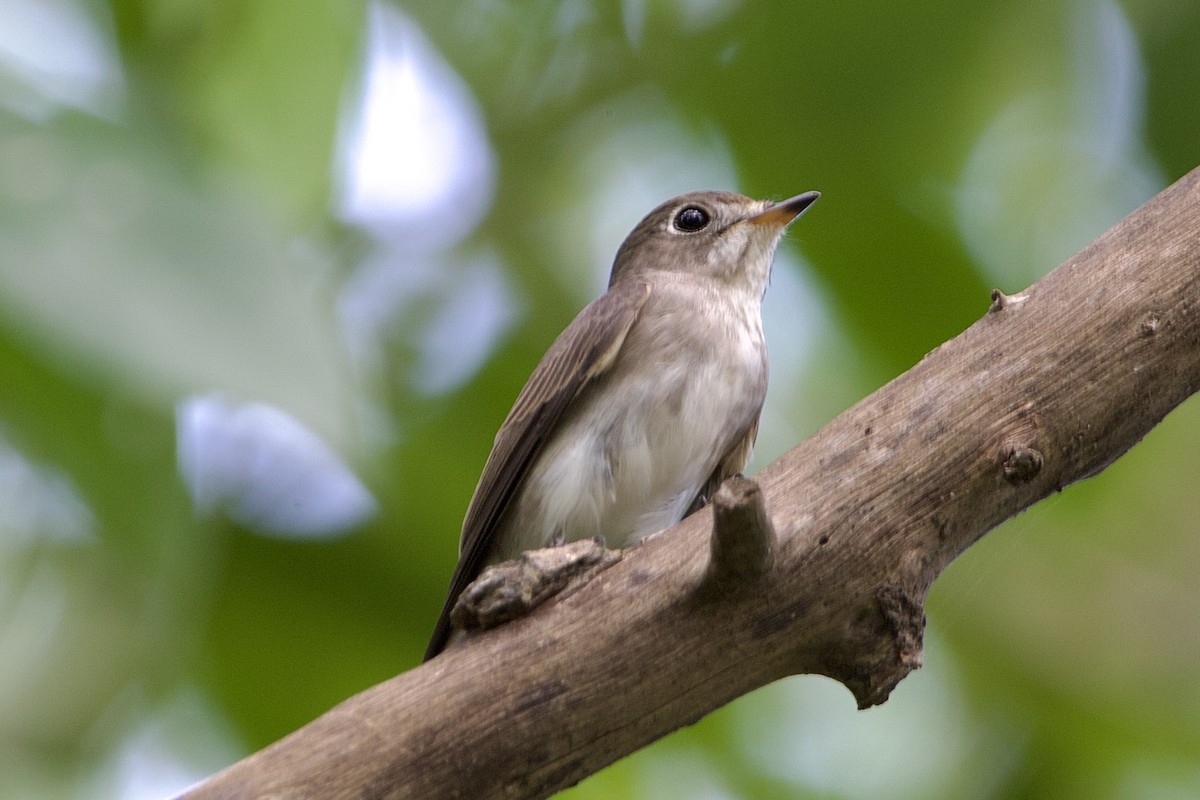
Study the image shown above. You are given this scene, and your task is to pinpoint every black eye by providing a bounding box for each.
[673,206,710,232]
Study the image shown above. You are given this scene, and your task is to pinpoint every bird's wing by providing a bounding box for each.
[423,279,652,660]
[685,413,761,517]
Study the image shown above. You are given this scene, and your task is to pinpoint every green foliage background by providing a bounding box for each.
[1,0,1198,797]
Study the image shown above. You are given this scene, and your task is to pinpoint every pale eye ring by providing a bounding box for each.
[673,206,710,232]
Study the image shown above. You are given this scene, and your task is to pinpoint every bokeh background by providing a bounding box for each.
[1,0,1198,797]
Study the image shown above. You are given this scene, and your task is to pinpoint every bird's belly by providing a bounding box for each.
[498,339,765,560]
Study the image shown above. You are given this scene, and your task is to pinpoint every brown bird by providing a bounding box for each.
[424,189,819,660]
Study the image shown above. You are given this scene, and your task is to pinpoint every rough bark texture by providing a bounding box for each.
[181,166,1200,800]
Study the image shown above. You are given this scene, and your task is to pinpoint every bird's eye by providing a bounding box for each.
[673,206,710,232]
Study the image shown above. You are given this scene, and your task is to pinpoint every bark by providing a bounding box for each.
[181,166,1200,800]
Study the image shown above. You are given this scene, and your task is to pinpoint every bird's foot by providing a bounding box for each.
[450,537,621,633]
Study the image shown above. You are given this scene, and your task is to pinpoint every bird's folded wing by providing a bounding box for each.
[423,279,652,660]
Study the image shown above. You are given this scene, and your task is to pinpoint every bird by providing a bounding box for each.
[424,189,820,660]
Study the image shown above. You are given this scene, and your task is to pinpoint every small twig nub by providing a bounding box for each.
[1002,446,1044,482]
[696,476,776,598]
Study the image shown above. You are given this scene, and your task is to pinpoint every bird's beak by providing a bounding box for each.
[747,191,820,228]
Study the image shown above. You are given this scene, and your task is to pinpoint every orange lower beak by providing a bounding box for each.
[748,190,820,227]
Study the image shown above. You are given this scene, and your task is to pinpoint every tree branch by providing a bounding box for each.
[180,165,1200,800]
